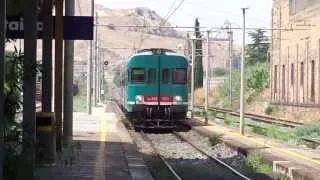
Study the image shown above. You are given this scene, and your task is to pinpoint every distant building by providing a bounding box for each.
[271,0,320,106]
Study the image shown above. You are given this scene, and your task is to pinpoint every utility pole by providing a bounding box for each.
[240,8,248,135]
[228,26,233,107]
[191,38,195,119]
[94,12,98,106]
[55,0,64,151]
[97,39,101,103]
[42,0,53,112]
[0,0,5,178]
[205,31,210,125]
[63,0,75,146]
[20,0,37,178]
[87,0,94,114]
[101,50,105,102]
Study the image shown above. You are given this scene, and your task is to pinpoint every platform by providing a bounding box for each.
[35,104,153,180]
[189,117,320,180]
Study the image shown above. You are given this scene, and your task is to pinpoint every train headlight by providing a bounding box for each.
[174,96,182,102]
[135,95,143,104]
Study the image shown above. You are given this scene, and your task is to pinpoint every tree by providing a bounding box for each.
[194,18,203,88]
[246,29,270,65]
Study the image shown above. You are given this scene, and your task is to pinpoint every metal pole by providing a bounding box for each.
[0,0,5,178]
[97,40,101,103]
[21,0,37,177]
[191,39,195,119]
[63,0,75,146]
[55,0,64,151]
[87,0,94,114]
[228,29,233,107]
[94,12,98,106]
[205,31,209,125]
[42,0,53,112]
[101,50,105,102]
[240,8,247,135]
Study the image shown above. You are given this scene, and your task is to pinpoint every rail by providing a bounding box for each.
[173,132,250,180]
[194,105,304,128]
[140,131,182,180]
[300,138,320,149]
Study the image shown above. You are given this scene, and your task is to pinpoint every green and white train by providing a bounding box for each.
[120,48,189,129]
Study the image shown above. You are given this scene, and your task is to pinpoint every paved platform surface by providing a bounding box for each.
[35,104,153,180]
[189,117,320,180]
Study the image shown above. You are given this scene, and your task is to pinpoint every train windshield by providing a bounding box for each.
[131,68,145,83]
[148,68,156,84]
[173,68,187,84]
[162,69,170,84]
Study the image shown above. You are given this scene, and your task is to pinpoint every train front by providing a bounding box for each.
[126,49,188,129]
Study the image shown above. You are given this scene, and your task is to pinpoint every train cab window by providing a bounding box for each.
[131,68,145,83]
[162,69,170,84]
[173,68,187,84]
[148,68,156,84]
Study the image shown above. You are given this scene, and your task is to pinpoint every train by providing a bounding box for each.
[120,48,189,129]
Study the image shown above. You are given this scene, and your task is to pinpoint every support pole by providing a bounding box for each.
[205,31,210,125]
[21,0,37,177]
[42,0,53,112]
[97,39,101,103]
[228,28,233,107]
[94,12,98,106]
[191,39,195,119]
[55,0,64,151]
[240,8,247,135]
[87,0,94,114]
[0,0,5,178]
[63,0,75,146]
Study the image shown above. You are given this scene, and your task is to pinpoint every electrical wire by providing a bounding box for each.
[161,0,185,26]
[163,0,178,21]
[95,24,312,31]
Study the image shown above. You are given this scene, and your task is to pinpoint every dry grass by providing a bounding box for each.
[194,87,224,107]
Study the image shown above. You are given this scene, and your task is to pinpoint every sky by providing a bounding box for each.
[95,0,273,44]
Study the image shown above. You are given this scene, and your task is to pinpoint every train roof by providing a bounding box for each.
[130,48,188,59]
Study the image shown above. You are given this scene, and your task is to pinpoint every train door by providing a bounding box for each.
[140,55,160,106]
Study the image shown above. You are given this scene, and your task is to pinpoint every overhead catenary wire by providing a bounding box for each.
[161,0,185,26]
[163,0,178,21]
[96,24,313,31]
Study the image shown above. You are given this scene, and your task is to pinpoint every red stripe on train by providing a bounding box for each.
[144,96,173,102]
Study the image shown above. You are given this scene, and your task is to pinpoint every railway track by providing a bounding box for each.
[173,131,250,180]
[139,131,183,180]
[139,130,250,180]
[194,105,303,128]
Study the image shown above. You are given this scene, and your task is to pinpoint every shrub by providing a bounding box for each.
[208,132,222,146]
[245,152,272,174]
[264,106,274,115]
[211,67,228,77]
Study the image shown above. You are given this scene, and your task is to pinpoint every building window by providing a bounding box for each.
[291,63,294,86]
[311,60,315,102]
[282,65,286,99]
[300,62,304,86]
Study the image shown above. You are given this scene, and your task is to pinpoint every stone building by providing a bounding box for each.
[271,0,320,106]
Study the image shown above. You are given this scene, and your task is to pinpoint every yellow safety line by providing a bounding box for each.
[221,128,320,166]
[100,111,107,142]
[94,109,107,180]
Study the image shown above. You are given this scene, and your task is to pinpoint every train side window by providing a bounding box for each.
[162,69,170,84]
[148,68,156,84]
[173,68,187,84]
[131,68,145,83]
